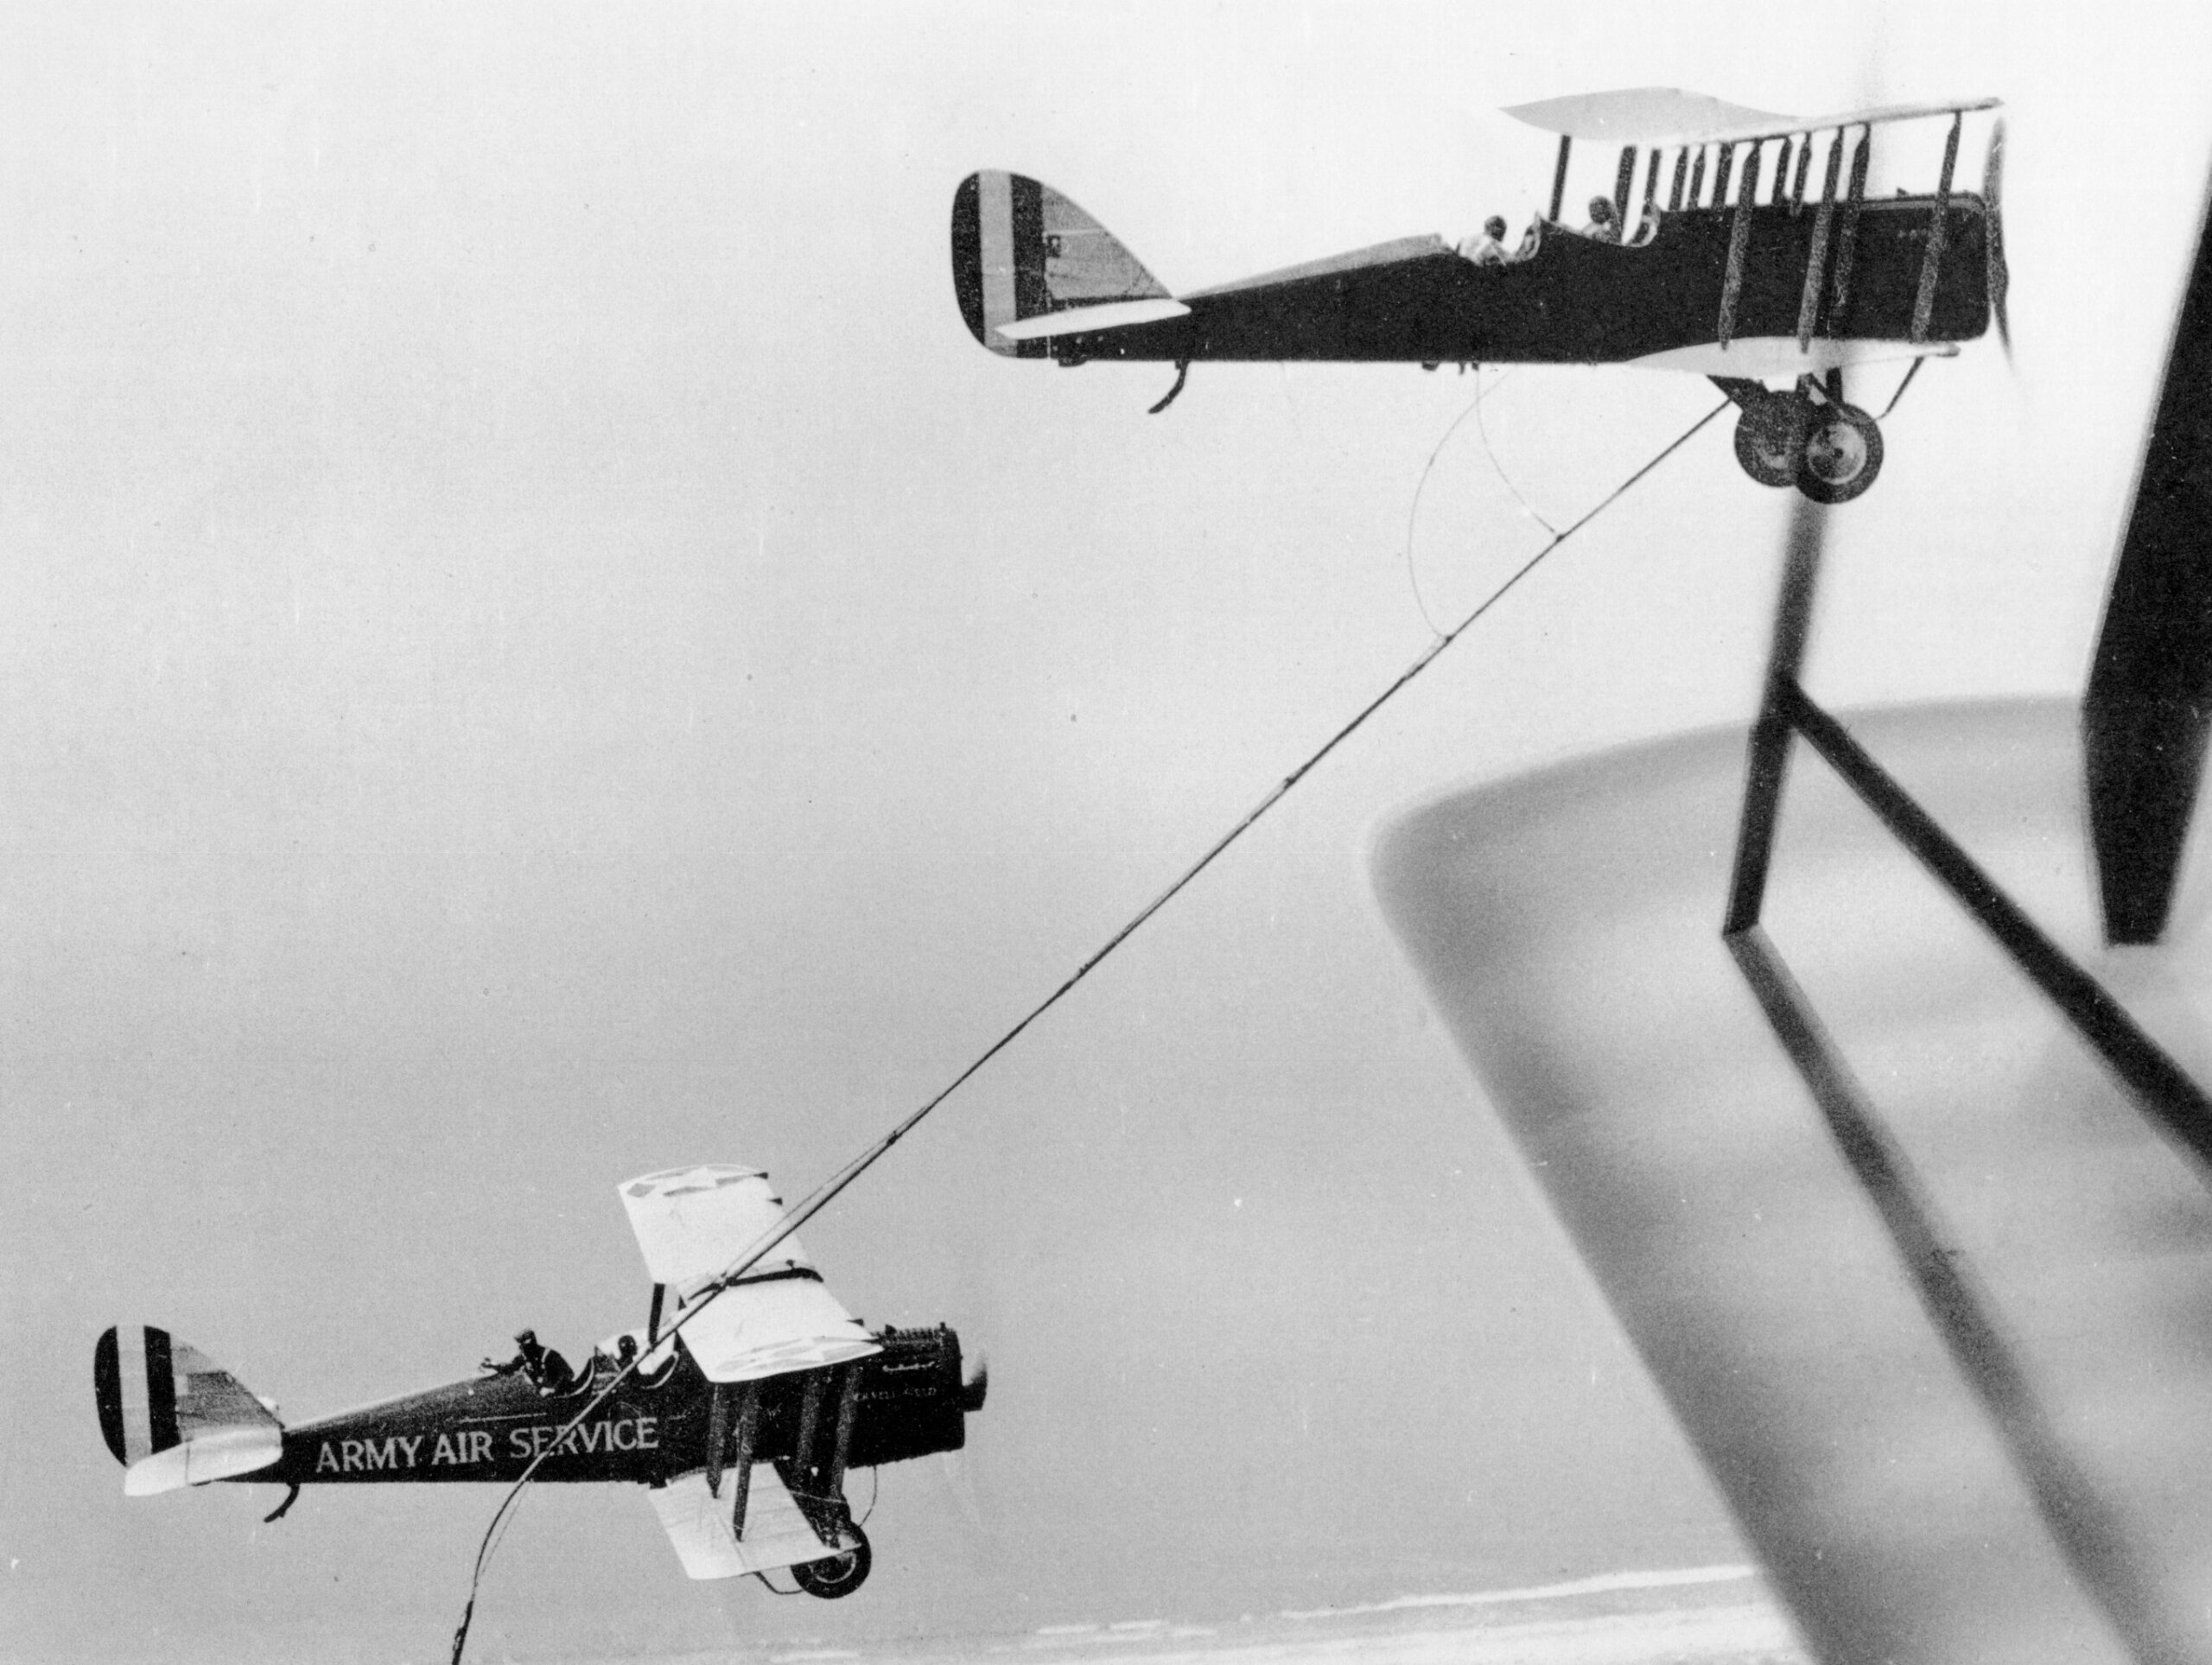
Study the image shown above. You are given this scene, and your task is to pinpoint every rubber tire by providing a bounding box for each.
[794,1525,871,1599]
[1796,404,1884,504]
[1732,400,1803,489]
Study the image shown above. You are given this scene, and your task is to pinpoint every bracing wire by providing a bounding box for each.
[449,396,1728,1664]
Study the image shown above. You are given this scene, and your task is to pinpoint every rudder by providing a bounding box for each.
[95,1325,283,1494]
[950,171,1170,357]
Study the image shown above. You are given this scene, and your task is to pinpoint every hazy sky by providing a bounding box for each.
[3,4,2209,1662]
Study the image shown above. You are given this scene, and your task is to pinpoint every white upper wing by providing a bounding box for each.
[619,1164,811,1289]
[618,1164,880,1384]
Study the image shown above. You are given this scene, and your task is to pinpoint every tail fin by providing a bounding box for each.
[95,1325,283,1495]
[950,172,1172,357]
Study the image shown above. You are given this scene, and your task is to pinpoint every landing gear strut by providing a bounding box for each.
[1715,375,1885,504]
[1732,392,1805,489]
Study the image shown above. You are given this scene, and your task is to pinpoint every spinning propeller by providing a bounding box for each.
[1984,120,2011,359]
[2082,162,2212,944]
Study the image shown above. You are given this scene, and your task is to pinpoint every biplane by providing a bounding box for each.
[93,1165,986,1598]
[952,88,2007,503]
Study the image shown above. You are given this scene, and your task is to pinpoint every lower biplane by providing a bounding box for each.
[952,88,2007,504]
[93,1164,986,1598]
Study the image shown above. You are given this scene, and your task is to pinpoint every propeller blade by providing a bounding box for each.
[1983,119,2011,359]
[2082,163,2212,944]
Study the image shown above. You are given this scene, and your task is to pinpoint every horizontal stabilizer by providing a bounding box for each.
[124,1426,284,1495]
[648,1464,842,1580]
[95,1325,283,1495]
[991,297,1190,342]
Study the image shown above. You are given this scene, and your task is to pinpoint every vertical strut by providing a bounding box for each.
[1827,128,1871,329]
[794,1369,826,1497]
[1549,136,1572,222]
[1910,111,1963,345]
[1796,132,1845,352]
[1724,499,1827,931]
[1688,145,1708,207]
[703,1382,730,1499]
[1718,141,1764,349]
[825,1364,862,1503]
[728,1384,758,1537]
[1669,147,1689,211]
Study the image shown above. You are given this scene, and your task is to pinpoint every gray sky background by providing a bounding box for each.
[3,3,2209,1662]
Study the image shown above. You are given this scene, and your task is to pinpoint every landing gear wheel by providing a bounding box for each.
[1732,399,1804,488]
[1796,403,1883,504]
[794,1525,871,1599]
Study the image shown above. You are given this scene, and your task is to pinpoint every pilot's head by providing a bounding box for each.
[514,1328,539,1349]
[1588,196,1614,224]
[1484,216,1507,238]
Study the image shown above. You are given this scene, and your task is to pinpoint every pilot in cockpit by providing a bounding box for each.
[1458,215,1511,265]
[480,1327,578,1394]
[1580,196,1621,243]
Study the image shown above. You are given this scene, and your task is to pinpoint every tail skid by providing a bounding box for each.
[95,1325,283,1495]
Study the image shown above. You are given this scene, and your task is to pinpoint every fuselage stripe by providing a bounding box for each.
[977,170,1017,353]
[144,1327,180,1453]
[115,1325,151,1464]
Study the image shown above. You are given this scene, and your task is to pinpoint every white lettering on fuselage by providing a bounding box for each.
[316,1428,499,1473]
[506,1416,658,1458]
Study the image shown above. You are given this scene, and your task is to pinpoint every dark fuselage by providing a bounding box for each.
[251,1324,970,1487]
[1034,198,1990,365]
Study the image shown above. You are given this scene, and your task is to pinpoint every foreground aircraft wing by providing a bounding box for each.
[618,1165,880,1383]
[648,1463,838,1580]
[1373,703,2212,1665]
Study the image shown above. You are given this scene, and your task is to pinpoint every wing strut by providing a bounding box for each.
[1909,113,1963,345]
[729,1386,758,1537]
[1827,129,1872,331]
[1717,141,1764,349]
[2083,162,2212,943]
[1725,499,2212,1170]
[1719,495,2209,1664]
[1795,132,1845,352]
[703,1382,731,1499]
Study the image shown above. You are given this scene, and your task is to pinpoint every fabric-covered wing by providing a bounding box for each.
[618,1164,816,1291]
[1374,702,2212,1665]
[1501,87,1999,147]
[619,1165,880,1383]
[647,1464,840,1580]
[679,1276,880,1384]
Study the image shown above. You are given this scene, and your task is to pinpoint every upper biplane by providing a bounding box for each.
[94,1164,986,1598]
[952,88,2007,504]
